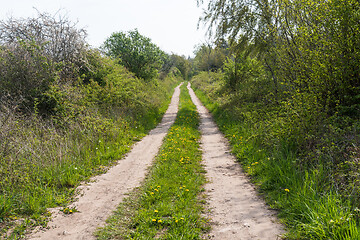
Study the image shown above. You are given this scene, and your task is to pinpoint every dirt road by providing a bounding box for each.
[29,83,183,240]
[187,83,284,240]
[29,82,283,239]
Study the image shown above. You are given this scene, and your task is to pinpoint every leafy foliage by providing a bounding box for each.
[199,0,360,116]
[0,11,88,78]
[195,0,360,238]
[0,41,59,113]
[162,54,192,80]
[193,43,227,73]
[0,11,181,238]
[191,74,360,239]
[102,29,166,81]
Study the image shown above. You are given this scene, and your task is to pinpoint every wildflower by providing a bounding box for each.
[180,217,184,220]
[158,219,162,223]
[150,192,154,195]
[185,189,189,192]
[154,210,158,213]
[152,219,157,222]
[284,189,290,192]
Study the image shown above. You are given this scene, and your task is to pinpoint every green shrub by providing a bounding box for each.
[0,46,179,238]
[191,73,360,240]
[0,41,59,112]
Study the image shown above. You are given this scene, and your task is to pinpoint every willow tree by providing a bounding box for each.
[198,0,281,96]
[198,0,360,115]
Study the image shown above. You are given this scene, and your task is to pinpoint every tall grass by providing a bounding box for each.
[0,69,180,238]
[191,73,360,239]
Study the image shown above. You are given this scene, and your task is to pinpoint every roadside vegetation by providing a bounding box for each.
[191,0,360,239]
[0,12,187,238]
[1,0,359,239]
[96,83,209,239]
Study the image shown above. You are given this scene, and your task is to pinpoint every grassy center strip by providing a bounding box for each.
[96,83,209,239]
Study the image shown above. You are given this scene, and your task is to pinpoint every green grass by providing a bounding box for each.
[191,82,360,240]
[96,83,209,239]
[0,75,180,239]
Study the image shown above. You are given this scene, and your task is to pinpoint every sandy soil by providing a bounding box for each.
[187,83,284,240]
[28,83,183,240]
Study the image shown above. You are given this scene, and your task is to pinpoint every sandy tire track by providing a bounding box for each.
[187,83,284,240]
[28,83,183,240]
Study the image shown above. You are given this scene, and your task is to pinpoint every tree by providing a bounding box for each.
[162,54,192,80]
[193,42,227,73]
[198,0,360,115]
[102,29,165,81]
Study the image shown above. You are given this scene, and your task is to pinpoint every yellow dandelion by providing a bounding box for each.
[185,189,189,192]
[158,220,162,223]
[285,189,290,192]
[150,192,154,195]
[152,219,156,222]
[154,210,158,213]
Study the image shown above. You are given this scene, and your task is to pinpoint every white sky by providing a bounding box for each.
[0,0,209,57]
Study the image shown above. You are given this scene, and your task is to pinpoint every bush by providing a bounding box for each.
[0,41,59,113]
[0,11,88,78]
[0,11,181,237]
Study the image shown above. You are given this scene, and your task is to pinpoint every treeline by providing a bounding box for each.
[0,12,186,237]
[190,0,360,239]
